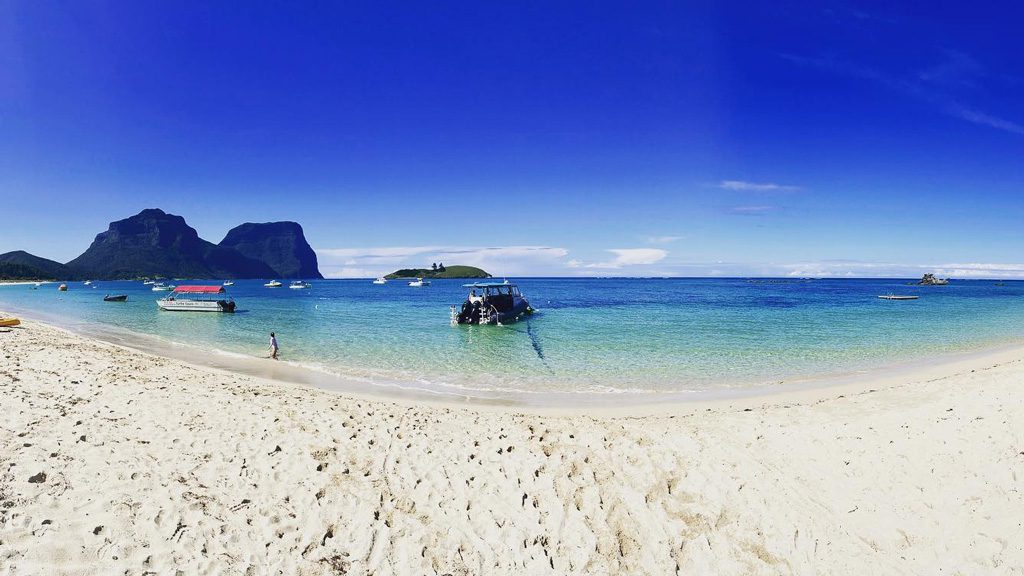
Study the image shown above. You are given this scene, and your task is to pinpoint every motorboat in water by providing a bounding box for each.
[878,294,919,300]
[452,281,532,325]
[264,280,283,288]
[143,280,155,285]
[83,280,92,285]
[223,280,235,286]
[408,278,430,287]
[58,284,67,291]
[373,277,387,285]
[157,285,236,313]
[151,283,175,291]
[289,280,311,289]
[103,294,128,302]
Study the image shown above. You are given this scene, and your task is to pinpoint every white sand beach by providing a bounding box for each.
[2,317,1023,575]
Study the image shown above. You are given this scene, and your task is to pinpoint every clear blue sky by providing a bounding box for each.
[2,2,1023,277]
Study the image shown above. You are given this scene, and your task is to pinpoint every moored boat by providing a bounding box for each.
[83,280,92,285]
[223,280,235,286]
[157,285,236,313]
[289,280,311,289]
[452,281,532,325]
[373,277,387,285]
[151,283,175,291]
[264,280,283,288]
[58,284,67,291]
[878,294,919,300]
[103,294,128,302]
[408,278,430,287]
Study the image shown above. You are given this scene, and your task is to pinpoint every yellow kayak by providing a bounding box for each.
[0,318,20,327]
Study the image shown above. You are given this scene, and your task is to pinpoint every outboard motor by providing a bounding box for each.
[458,301,474,324]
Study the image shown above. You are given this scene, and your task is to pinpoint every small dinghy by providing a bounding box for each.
[103,294,128,302]
[878,294,919,300]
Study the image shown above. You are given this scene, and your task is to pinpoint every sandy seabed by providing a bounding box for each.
[1,317,1022,575]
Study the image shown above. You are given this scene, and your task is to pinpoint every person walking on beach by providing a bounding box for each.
[269,332,279,359]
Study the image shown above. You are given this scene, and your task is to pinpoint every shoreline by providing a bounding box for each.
[2,312,1022,573]
[3,304,1024,415]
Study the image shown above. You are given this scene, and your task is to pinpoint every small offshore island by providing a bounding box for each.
[385,264,491,280]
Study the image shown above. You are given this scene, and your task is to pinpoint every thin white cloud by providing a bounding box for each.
[947,105,1024,135]
[316,245,570,278]
[728,205,776,215]
[717,180,800,192]
[573,248,668,269]
[933,262,1024,278]
[645,235,685,244]
[780,260,1024,279]
[782,51,1024,136]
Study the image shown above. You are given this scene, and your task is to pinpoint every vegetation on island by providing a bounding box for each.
[385,263,491,279]
[0,251,73,280]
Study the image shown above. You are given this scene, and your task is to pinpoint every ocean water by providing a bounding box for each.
[3,278,1024,399]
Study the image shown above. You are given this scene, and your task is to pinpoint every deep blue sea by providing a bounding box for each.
[3,278,1024,398]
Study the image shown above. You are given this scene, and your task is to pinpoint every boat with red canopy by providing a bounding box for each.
[156,285,236,313]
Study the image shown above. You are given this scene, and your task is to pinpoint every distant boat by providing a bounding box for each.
[83,280,92,285]
[878,294,919,300]
[58,284,67,291]
[103,294,128,302]
[223,280,234,286]
[31,282,41,290]
[157,285,235,313]
[143,280,155,285]
[264,280,283,288]
[151,283,175,292]
[289,280,311,289]
[373,277,387,285]
[408,278,430,287]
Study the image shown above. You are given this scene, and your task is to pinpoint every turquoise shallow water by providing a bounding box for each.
[2,278,1024,397]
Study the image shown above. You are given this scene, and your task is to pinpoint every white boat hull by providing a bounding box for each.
[157,299,232,312]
